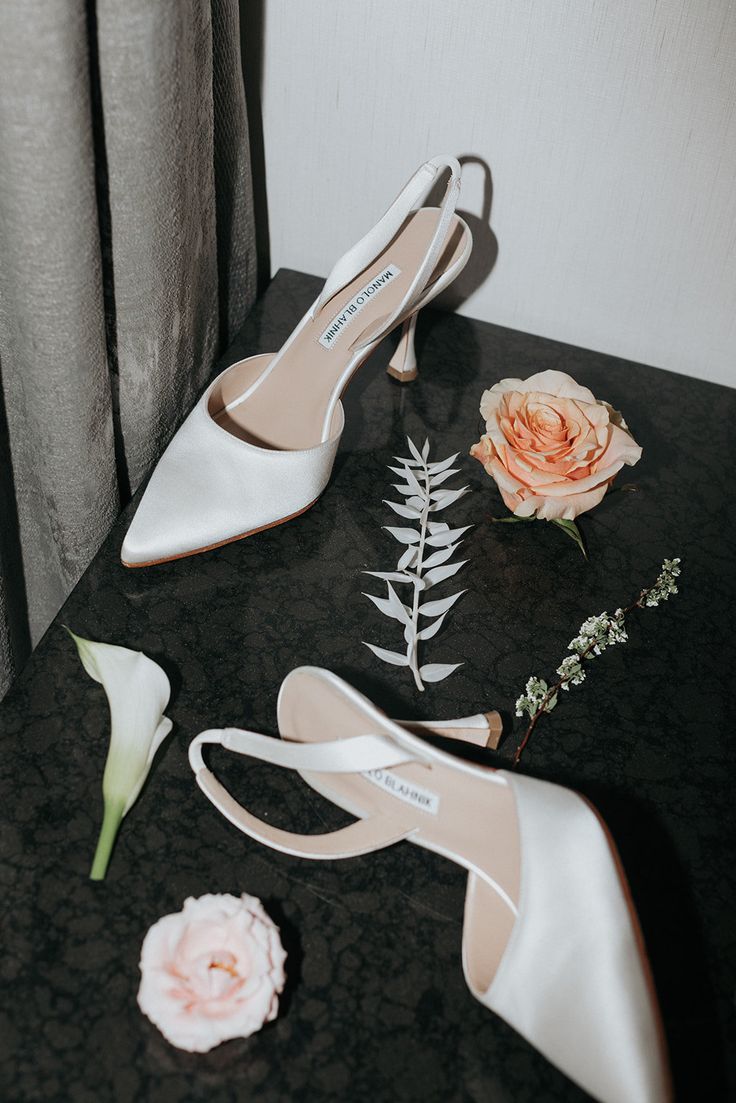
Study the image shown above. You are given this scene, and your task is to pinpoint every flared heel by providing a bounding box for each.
[397,710,503,749]
[386,312,419,382]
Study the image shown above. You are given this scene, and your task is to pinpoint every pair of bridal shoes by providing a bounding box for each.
[189,666,671,1103]
[124,151,671,1100]
[121,155,471,567]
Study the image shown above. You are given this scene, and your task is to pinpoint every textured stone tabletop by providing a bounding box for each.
[2,269,735,1101]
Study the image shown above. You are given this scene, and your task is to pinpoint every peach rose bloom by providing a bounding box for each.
[137,893,287,1052]
[470,370,641,520]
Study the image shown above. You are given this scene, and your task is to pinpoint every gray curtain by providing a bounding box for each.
[0,0,256,699]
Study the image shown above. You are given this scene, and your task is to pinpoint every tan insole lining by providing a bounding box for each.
[278,669,521,995]
[208,209,469,451]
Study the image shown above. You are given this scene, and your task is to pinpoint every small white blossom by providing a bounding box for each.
[556,655,586,686]
[644,558,681,607]
[515,676,550,719]
[606,609,628,645]
[566,606,630,659]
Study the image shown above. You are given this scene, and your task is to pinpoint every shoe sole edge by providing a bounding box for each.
[120,496,320,568]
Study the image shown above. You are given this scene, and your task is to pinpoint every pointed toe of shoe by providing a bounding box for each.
[120,429,232,567]
[120,528,151,568]
[120,475,189,567]
[120,376,345,567]
[120,505,175,567]
[119,408,224,567]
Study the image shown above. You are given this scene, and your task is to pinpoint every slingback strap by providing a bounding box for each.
[191,727,415,773]
[312,155,462,334]
[189,727,417,860]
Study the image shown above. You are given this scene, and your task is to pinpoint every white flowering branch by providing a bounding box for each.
[363,436,470,691]
[513,558,682,764]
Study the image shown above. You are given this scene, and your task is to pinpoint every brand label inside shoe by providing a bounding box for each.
[361,768,440,815]
[318,264,402,349]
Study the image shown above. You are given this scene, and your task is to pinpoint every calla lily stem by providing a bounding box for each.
[90,800,125,881]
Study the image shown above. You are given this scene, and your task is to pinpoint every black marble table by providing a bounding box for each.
[2,268,735,1102]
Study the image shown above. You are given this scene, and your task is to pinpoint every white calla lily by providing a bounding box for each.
[66,629,173,880]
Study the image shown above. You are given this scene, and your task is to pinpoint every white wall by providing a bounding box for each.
[257,0,736,387]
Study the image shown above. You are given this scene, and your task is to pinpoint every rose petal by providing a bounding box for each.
[534,482,610,520]
[518,459,626,497]
[480,370,598,410]
[601,422,643,468]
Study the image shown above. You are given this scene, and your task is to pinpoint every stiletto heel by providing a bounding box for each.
[396,710,503,749]
[122,156,472,567]
[386,311,419,383]
[189,667,671,1103]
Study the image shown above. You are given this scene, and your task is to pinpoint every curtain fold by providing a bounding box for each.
[0,0,256,699]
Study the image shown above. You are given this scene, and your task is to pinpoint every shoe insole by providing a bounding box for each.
[208,208,469,451]
[277,668,521,993]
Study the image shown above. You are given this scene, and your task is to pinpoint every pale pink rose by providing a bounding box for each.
[470,369,641,521]
[137,893,287,1052]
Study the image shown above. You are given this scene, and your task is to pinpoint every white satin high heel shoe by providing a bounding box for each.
[121,156,471,567]
[189,667,671,1103]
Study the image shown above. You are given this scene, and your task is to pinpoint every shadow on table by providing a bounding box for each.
[435,153,498,314]
[262,895,304,1019]
[331,309,486,489]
